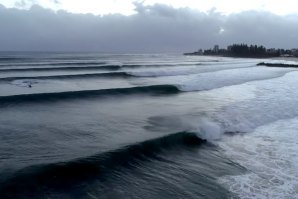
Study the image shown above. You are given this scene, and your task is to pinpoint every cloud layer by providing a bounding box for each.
[0,3,297,52]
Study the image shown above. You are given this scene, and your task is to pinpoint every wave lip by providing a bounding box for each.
[257,62,298,68]
[0,132,205,198]
[0,85,180,105]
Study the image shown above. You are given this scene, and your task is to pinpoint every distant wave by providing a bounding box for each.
[128,63,257,77]
[0,85,180,105]
[0,65,122,72]
[257,62,298,68]
[32,61,108,66]
[0,72,134,82]
[0,63,204,71]
[0,62,201,67]
[0,57,32,61]
[177,67,295,92]
[0,132,205,198]
[0,61,107,66]
[119,63,202,68]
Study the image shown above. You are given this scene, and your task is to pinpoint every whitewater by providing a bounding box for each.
[0,52,297,199]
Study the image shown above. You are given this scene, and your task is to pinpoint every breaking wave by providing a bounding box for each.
[0,131,205,198]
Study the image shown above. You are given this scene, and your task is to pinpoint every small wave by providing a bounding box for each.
[0,85,180,105]
[0,61,107,67]
[0,72,134,82]
[0,132,205,198]
[257,62,298,68]
[0,63,187,72]
[0,65,122,72]
[127,63,257,77]
[39,61,107,66]
[177,67,295,92]
[0,63,202,72]
[0,57,32,61]
[120,63,202,68]
[127,67,199,77]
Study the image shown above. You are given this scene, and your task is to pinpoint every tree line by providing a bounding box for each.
[202,44,296,58]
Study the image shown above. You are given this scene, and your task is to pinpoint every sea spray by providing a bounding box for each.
[193,118,223,141]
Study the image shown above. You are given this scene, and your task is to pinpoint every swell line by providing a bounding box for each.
[0,57,32,61]
[0,65,122,72]
[0,132,205,198]
[0,63,204,71]
[0,85,180,105]
[0,72,134,82]
[257,62,298,68]
[0,61,107,66]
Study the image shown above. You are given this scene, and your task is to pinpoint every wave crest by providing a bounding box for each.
[0,132,205,198]
[0,85,180,105]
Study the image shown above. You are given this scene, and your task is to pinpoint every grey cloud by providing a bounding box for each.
[14,0,37,9]
[0,3,297,52]
[221,11,298,48]
[51,0,60,4]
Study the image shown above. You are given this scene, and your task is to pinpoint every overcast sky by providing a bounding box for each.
[0,0,298,52]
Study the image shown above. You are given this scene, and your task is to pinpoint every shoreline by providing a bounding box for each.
[184,53,298,59]
[184,54,298,62]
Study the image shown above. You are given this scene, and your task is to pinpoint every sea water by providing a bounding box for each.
[0,52,297,198]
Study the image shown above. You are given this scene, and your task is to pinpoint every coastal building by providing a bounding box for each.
[184,44,297,58]
[292,49,298,57]
[213,45,219,53]
[197,49,203,55]
[267,48,277,53]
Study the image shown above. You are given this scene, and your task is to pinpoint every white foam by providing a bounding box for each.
[218,117,298,199]
[127,62,257,77]
[264,59,298,65]
[178,66,295,92]
[194,117,223,141]
[128,66,201,77]
[191,70,298,198]
[203,71,298,134]
[11,79,42,87]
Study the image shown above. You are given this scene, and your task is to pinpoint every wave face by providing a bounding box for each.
[0,132,205,198]
[0,72,133,82]
[1,53,298,199]
[0,85,180,105]
[0,63,202,71]
[0,65,122,72]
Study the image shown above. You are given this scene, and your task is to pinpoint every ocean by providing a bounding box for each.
[0,52,297,199]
